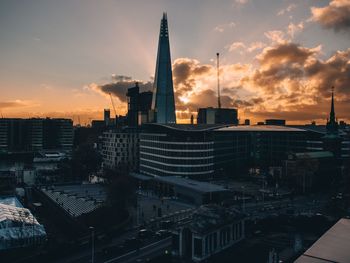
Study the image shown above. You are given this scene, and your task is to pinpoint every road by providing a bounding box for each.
[104,237,171,263]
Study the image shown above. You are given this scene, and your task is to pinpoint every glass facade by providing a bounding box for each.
[151,13,176,124]
[140,133,214,178]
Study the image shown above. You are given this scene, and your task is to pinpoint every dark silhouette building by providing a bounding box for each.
[0,118,73,153]
[323,87,342,159]
[104,109,110,126]
[126,82,152,127]
[197,108,238,125]
[151,13,176,124]
[265,119,286,126]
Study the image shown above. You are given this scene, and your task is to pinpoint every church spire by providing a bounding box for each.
[329,86,336,124]
[326,86,338,134]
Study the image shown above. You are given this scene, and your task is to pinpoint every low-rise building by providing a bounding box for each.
[172,205,245,262]
[0,196,46,251]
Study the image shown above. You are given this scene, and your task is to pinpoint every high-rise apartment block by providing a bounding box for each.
[0,118,73,153]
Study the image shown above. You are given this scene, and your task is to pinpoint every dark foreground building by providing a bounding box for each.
[172,205,245,262]
[295,218,350,263]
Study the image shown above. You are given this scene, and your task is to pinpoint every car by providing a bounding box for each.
[124,237,142,249]
[160,220,173,229]
[102,244,125,256]
[138,229,153,239]
[156,229,171,238]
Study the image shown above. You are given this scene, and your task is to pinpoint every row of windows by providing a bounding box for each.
[140,146,213,157]
[141,141,213,150]
[140,153,213,165]
[140,159,214,171]
[140,164,214,176]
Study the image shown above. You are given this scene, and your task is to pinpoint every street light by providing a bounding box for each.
[241,186,245,213]
[89,226,94,263]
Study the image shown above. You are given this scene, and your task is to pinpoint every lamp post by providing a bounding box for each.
[89,226,94,263]
[241,186,245,212]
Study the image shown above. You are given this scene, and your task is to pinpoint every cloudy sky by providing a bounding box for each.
[0,0,349,125]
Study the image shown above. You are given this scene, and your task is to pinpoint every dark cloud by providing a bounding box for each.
[173,58,212,95]
[89,75,152,103]
[111,75,132,82]
[258,43,316,66]
[311,0,350,31]
[250,43,350,99]
[305,49,350,96]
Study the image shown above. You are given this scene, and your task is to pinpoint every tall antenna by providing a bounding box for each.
[216,52,221,109]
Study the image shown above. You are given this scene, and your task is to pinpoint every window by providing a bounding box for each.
[194,238,202,257]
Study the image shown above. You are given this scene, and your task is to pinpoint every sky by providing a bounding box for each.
[0,0,349,125]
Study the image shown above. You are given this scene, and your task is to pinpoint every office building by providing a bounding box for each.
[104,109,111,126]
[126,82,152,127]
[197,108,238,125]
[139,123,310,179]
[100,130,139,171]
[283,151,337,192]
[151,13,176,124]
[140,124,220,179]
[0,118,73,153]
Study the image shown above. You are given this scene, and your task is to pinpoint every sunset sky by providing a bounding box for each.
[1,0,349,125]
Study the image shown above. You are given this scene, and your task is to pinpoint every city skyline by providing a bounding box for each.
[1,0,350,125]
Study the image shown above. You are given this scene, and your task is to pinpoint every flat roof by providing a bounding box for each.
[130,172,153,181]
[0,196,23,208]
[144,123,230,132]
[294,151,334,159]
[217,125,306,132]
[155,176,228,193]
[295,218,350,263]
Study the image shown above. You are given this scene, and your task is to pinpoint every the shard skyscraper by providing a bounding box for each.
[151,13,176,124]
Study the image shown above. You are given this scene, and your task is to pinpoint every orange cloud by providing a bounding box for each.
[311,0,350,31]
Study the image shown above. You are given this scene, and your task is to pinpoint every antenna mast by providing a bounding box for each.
[216,53,221,109]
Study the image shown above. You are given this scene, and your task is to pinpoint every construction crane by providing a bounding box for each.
[109,93,117,117]
[217,52,221,109]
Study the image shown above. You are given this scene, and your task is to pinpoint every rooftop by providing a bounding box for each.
[294,151,334,159]
[41,183,106,218]
[295,218,350,263]
[0,197,46,249]
[143,123,230,132]
[190,205,243,234]
[0,196,23,208]
[217,125,306,132]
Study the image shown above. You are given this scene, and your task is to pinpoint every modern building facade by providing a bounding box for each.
[172,205,245,262]
[139,124,221,179]
[151,13,176,124]
[139,124,311,179]
[100,130,139,171]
